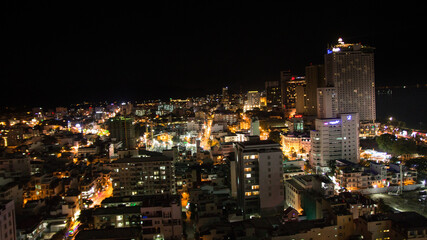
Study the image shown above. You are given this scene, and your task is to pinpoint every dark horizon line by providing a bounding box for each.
[1,84,426,112]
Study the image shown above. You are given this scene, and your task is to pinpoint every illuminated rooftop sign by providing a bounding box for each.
[324,120,340,126]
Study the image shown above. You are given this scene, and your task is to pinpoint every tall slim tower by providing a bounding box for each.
[234,139,284,218]
[107,116,136,150]
[324,38,376,121]
[222,86,229,105]
[317,87,338,119]
[305,64,326,116]
[265,81,282,110]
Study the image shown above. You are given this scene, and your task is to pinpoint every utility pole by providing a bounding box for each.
[399,164,403,195]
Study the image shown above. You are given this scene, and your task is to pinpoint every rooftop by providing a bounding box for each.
[92,206,141,216]
[75,227,141,240]
[112,155,172,164]
[327,39,375,54]
[101,194,180,208]
[387,212,427,229]
[235,139,281,149]
[275,219,333,236]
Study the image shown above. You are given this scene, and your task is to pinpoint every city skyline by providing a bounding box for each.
[1,2,425,107]
[1,2,427,236]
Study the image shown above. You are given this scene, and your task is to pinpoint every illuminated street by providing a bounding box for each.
[89,180,113,208]
[200,118,213,151]
[65,180,113,239]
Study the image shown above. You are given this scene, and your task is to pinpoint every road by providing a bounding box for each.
[65,181,113,239]
[369,189,427,217]
[90,181,113,208]
[200,119,212,151]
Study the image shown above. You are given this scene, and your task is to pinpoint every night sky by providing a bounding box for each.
[1,1,425,107]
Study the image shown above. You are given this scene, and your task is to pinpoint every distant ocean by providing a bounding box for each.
[376,87,427,130]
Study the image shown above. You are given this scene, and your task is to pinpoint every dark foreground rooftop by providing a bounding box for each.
[75,227,142,240]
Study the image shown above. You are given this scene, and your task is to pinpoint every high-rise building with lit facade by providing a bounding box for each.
[265,81,282,110]
[304,64,325,116]
[222,86,229,105]
[244,91,261,112]
[107,116,136,150]
[234,139,284,218]
[283,76,306,115]
[310,113,359,173]
[324,38,376,121]
[280,70,292,111]
[317,87,338,119]
[280,70,306,117]
[109,155,176,197]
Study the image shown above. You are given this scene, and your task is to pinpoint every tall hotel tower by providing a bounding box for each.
[234,139,284,218]
[324,38,376,121]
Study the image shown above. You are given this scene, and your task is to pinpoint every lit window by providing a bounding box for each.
[245,192,252,196]
[244,168,252,172]
[251,185,259,190]
[246,174,251,178]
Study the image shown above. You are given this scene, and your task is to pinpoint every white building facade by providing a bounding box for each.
[310,113,359,173]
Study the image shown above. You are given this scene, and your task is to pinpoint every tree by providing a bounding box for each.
[405,157,427,172]
[268,131,281,144]
[376,134,396,153]
[328,160,337,174]
[391,138,417,156]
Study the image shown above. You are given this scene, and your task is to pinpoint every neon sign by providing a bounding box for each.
[329,120,340,125]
